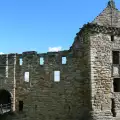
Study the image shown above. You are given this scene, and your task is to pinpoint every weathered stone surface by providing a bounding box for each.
[92,0,120,28]
[1,1,120,120]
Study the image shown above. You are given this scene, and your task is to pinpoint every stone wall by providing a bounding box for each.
[90,32,120,120]
[72,29,92,119]
[1,24,120,120]
[92,1,120,28]
[0,54,16,111]
[0,45,91,120]
[112,36,120,118]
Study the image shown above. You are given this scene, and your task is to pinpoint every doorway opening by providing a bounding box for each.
[0,89,12,114]
[19,101,23,111]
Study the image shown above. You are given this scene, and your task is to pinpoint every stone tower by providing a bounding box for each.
[72,0,120,119]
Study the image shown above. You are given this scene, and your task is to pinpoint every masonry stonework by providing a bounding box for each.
[0,0,120,120]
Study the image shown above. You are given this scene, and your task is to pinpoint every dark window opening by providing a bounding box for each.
[19,101,23,111]
[111,35,114,41]
[35,105,37,110]
[113,78,120,92]
[113,51,119,64]
[111,98,116,117]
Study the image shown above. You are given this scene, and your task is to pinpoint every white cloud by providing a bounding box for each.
[0,52,4,54]
[48,46,62,52]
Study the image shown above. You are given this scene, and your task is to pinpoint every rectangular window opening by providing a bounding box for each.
[113,78,120,92]
[19,58,23,65]
[40,57,44,65]
[19,101,23,111]
[54,71,60,82]
[112,51,119,64]
[62,57,67,64]
[111,35,114,41]
[111,98,116,117]
[24,72,29,82]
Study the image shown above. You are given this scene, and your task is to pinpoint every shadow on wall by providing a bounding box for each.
[0,112,15,120]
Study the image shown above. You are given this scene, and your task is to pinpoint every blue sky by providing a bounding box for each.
[0,0,120,54]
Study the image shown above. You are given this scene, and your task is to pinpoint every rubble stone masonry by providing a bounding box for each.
[0,1,120,120]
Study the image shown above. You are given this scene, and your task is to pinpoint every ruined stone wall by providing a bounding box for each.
[0,45,92,120]
[14,50,90,120]
[72,29,92,120]
[90,33,120,120]
[0,55,6,88]
[15,51,74,120]
[0,54,16,111]
[112,36,120,118]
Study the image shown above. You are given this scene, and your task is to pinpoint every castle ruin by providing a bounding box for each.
[0,0,120,120]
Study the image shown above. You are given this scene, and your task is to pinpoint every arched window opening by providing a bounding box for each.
[0,89,12,114]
